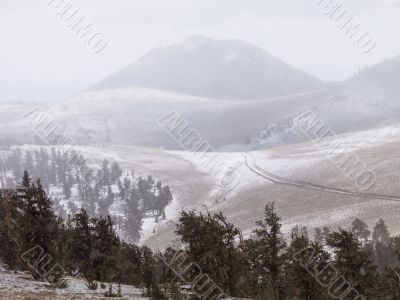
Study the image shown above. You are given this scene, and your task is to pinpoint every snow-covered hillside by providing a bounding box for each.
[12,121,397,250]
[45,52,400,152]
[140,123,400,248]
[48,87,326,149]
[47,84,400,153]
[1,36,400,252]
[5,39,400,153]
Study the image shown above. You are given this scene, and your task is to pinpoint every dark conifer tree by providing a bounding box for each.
[175,210,243,296]
[91,216,120,283]
[351,218,371,244]
[110,162,122,184]
[18,174,60,280]
[124,190,142,242]
[372,219,394,270]
[326,228,377,298]
[70,209,93,281]
[282,236,328,300]
[0,189,24,268]
[251,202,286,296]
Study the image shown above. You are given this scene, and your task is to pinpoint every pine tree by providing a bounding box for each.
[0,189,24,268]
[70,209,94,282]
[372,219,394,270]
[124,190,142,242]
[175,209,243,296]
[142,246,155,295]
[18,176,60,281]
[373,219,390,245]
[101,160,110,186]
[282,237,328,300]
[326,228,377,298]
[351,218,371,244]
[106,186,114,207]
[251,202,286,296]
[115,242,145,286]
[91,216,120,283]
[110,162,122,184]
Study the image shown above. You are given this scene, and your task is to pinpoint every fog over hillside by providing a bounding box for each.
[4,37,400,152]
[2,2,400,297]
[344,54,400,100]
[40,38,400,153]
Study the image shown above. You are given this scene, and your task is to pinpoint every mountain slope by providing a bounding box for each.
[10,41,400,152]
[91,35,323,99]
[48,87,327,149]
[344,55,400,101]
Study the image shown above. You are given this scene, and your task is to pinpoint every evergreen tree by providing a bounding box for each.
[91,216,120,283]
[110,162,122,184]
[282,237,328,300]
[372,219,394,270]
[115,242,145,286]
[372,219,390,245]
[175,209,243,296]
[101,160,111,186]
[351,218,371,244]
[70,209,94,281]
[5,175,400,299]
[18,175,60,281]
[124,190,142,242]
[326,228,377,298]
[142,246,155,295]
[251,202,286,296]
[0,189,24,268]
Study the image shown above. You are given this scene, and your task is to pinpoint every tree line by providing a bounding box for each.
[0,172,169,298]
[1,173,400,299]
[0,147,173,242]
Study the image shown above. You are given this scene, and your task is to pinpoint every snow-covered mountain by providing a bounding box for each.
[91,35,323,99]
[47,39,398,151]
[5,38,400,153]
[45,57,400,150]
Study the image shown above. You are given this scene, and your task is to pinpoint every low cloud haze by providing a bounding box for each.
[1,0,399,102]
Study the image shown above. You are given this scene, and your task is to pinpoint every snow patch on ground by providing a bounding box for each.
[138,192,181,245]
[0,271,147,299]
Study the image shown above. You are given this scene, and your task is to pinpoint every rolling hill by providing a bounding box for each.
[2,36,400,249]
[91,35,323,99]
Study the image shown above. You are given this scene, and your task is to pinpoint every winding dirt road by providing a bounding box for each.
[245,154,400,202]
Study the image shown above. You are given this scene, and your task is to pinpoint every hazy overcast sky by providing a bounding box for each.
[1,0,399,102]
